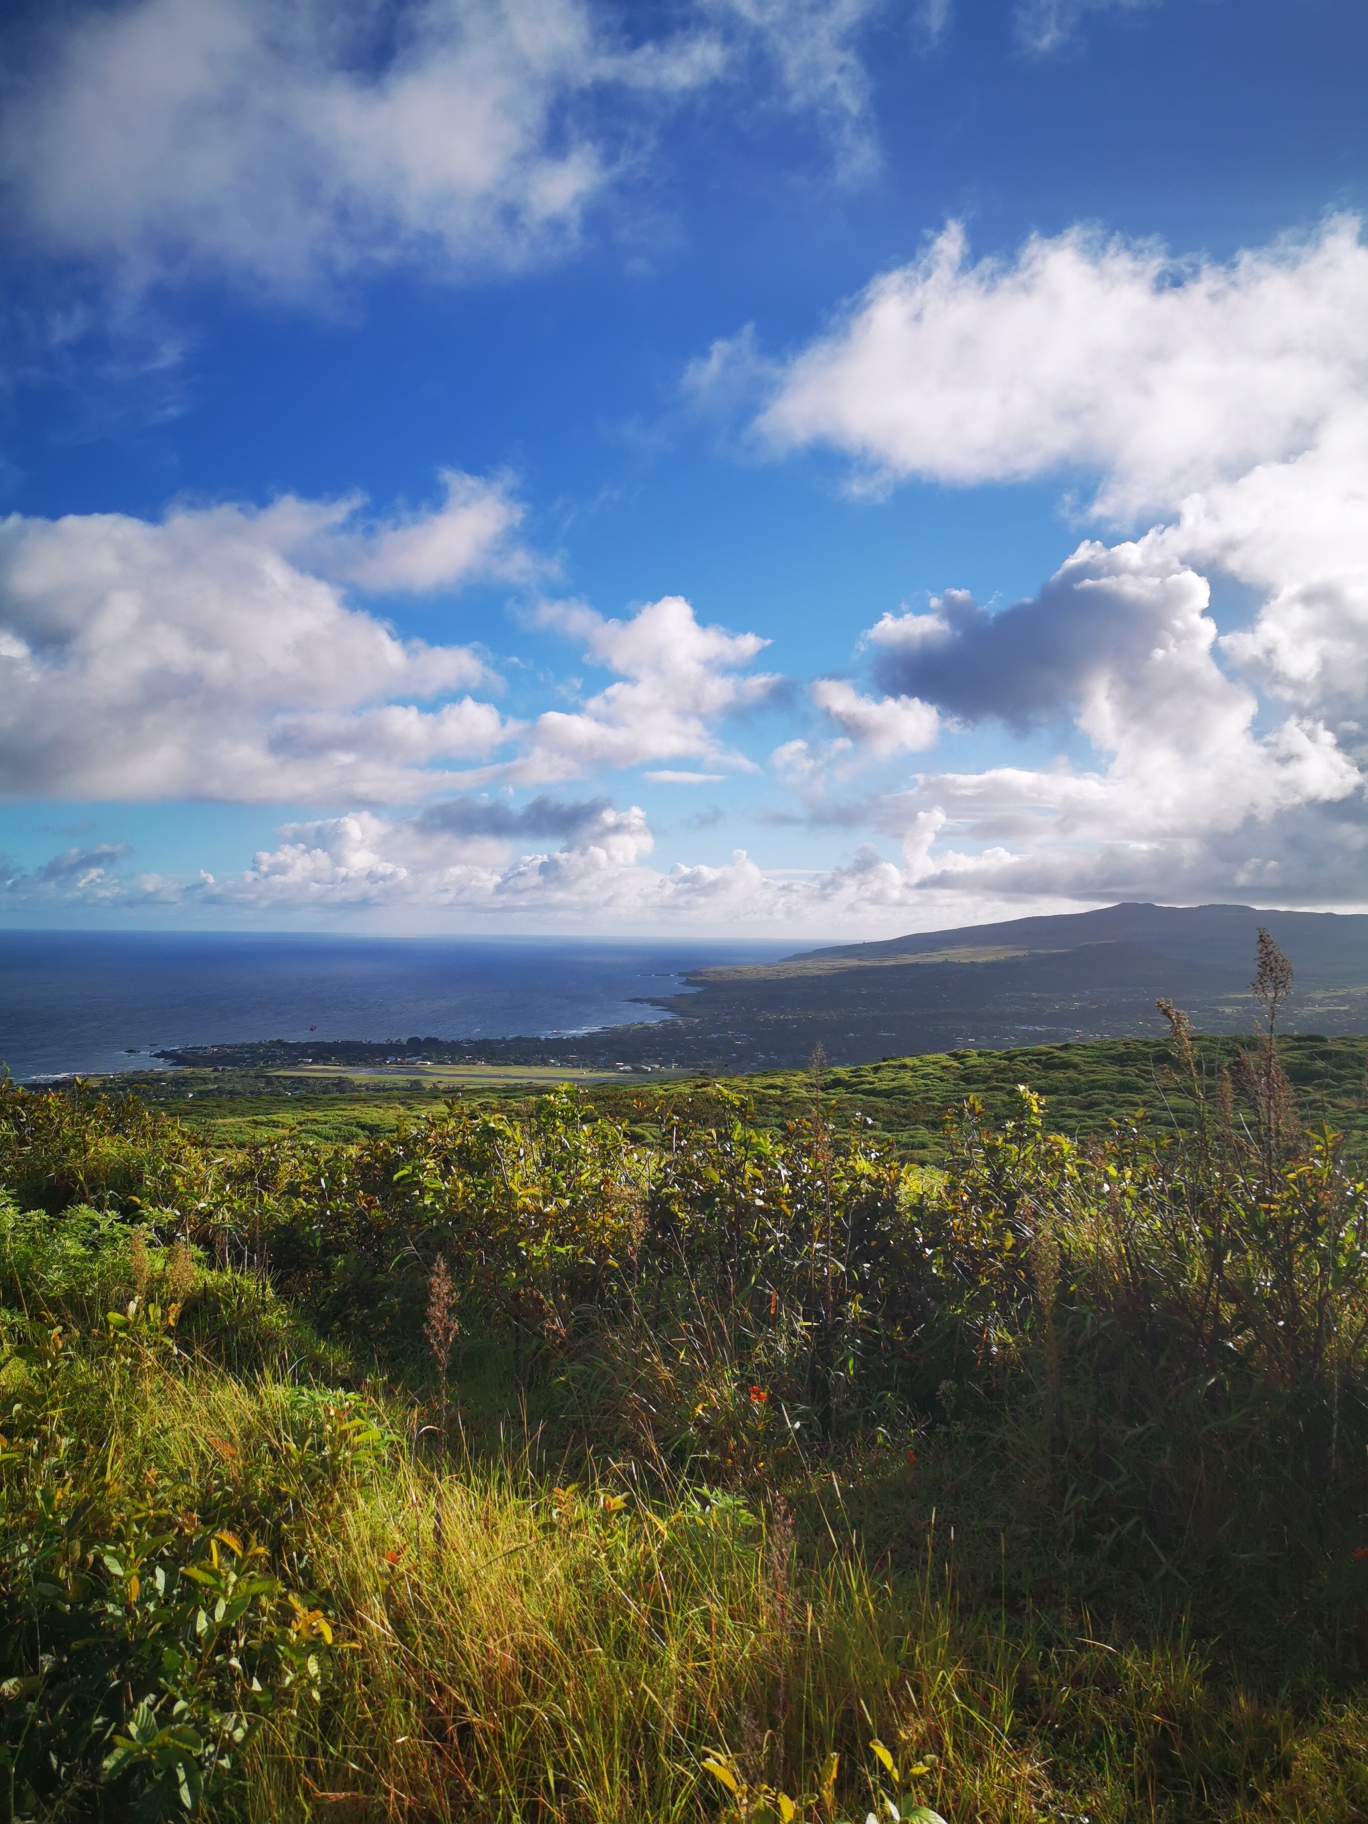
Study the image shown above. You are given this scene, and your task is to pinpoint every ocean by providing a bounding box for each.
[0,930,795,1082]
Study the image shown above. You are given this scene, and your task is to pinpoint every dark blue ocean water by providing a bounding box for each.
[0,931,794,1082]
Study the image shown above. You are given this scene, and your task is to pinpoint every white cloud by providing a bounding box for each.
[760,680,938,802]
[703,214,1368,908]
[1,0,614,294]
[15,193,1368,924]
[0,482,523,802]
[702,0,886,178]
[771,736,845,790]
[287,469,533,591]
[914,0,954,47]
[864,593,968,653]
[221,797,658,910]
[859,539,1363,897]
[680,323,775,426]
[0,494,787,816]
[13,730,1367,928]
[1147,431,1368,715]
[1014,0,1162,53]
[756,216,1368,518]
[0,0,891,298]
[463,594,780,785]
[810,676,939,755]
[62,797,1065,927]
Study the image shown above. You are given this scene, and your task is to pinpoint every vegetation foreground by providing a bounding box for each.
[6,942,1368,1821]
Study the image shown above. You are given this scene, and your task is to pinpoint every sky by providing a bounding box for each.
[0,0,1365,937]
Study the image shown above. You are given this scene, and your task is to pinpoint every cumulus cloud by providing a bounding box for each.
[756,526,1368,915]
[866,572,1206,732]
[286,469,533,591]
[15,195,1368,923]
[0,0,639,293]
[16,749,1368,928]
[0,0,892,298]
[866,790,1368,908]
[810,676,938,755]
[0,481,523,802]
[695,214,1368,907]
[0,491,785,814]
[0,840,180,908]
[771,737,844,791]
[746,537,1366,913]
[465,594,780,785]
[34,841,132,885]
[755,216,1368,518]
[217,796,658,908]
[61,797,1054,927]
[763,678,938,802]
[857,539,1363,900]
[411,791,621,842]
[1146,434,1368,716]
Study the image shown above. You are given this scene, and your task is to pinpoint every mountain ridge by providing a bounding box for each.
[786,901,1368,975]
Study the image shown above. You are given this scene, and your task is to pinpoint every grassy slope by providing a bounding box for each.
[16,1255,1368,1824]
[143,1032,1368,1158]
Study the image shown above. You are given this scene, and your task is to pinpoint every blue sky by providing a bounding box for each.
[1,0,1365,934]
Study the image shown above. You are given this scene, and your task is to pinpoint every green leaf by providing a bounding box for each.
[128,1702,160,1743]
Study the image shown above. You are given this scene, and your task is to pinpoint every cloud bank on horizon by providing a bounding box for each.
[0,0,1363,933]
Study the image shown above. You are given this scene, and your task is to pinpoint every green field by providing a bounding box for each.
[110,1030,1368,1156]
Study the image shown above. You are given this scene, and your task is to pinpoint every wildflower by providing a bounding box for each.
[1353,1546,1368,1560]
[749,1386,768,1405]
[906,1448,918,1466]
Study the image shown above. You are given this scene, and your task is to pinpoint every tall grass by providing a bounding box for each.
[13,1294,1368,1824]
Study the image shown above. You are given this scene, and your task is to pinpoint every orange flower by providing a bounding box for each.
[384,1549,404,1566]
[906,1448,918,1466]
[749,1385,768,1404]
[1353,1546,1368,1560]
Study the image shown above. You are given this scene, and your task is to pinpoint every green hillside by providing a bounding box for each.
[113,1030,1368,1161]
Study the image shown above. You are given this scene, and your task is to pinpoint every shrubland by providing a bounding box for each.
[4,938,1368,1821]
